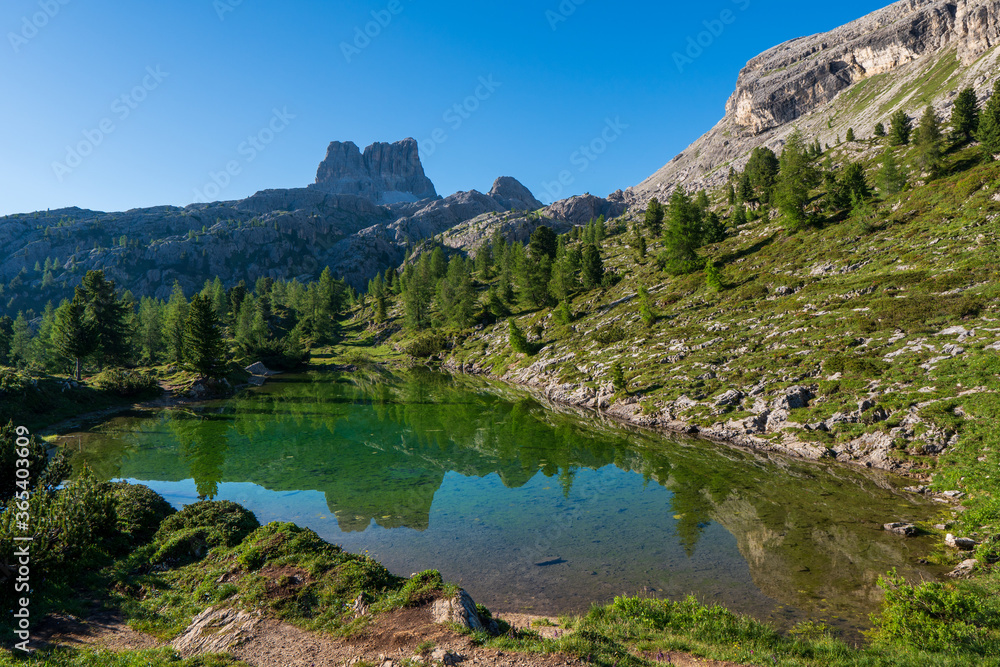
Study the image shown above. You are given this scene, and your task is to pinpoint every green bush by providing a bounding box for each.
[94,369,160,398]
[0,420,70,504]
[109,482,175,548]
[592,324,627,346]
[403,333,447,358]
[152,501,259,565]
[869,570,1000,656]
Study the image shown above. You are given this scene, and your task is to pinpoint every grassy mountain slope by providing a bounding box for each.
[338,138,1000,573]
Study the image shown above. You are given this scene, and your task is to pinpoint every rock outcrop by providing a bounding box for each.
[312,138,438,204]
[488,176,544,211]
[630,0,1000,204]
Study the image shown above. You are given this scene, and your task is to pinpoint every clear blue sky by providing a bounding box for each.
[1,0,890,215]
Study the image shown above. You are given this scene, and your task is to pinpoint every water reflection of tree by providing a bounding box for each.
[168,412,229,500]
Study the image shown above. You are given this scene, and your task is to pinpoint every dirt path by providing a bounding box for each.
[37,607,746,667]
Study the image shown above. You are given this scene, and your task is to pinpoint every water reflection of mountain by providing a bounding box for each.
[70,369,940,623]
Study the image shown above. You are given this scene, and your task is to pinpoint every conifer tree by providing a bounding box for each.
[889,110,912,146]
[52,291,96,380]
[915,105,943,176]
[846,127,856,142]
[581,243,604,289]
[164,282,189,364]
[879,147,908,195]
[643,198,664,235]
[951,87,979,142]
[745,147,780,202]
[508,319,531,355]
[0,315,13,366]
[611,362,626,393]
[9,313,32,369]
[439,256,477,328]
[976,79,1000,159]
[555,299,573,326]
[701,212,727,245]
[874,122,886,137]
[138,297,165,364]
[528,225,558,259]
[775,130,818,231]
[705,259,723,291]
[79,270,130,367]
[732,205,747,227]
[183,294,226,377]
[661,187,703,274]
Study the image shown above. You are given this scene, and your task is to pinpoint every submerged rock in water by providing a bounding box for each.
[883,522,918,536]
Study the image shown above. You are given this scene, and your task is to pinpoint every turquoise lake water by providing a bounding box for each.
[63,369,944,637]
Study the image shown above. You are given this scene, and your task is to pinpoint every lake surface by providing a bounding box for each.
[63,369,943,638]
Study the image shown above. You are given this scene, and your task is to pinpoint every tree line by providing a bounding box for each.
[0,268,348,380]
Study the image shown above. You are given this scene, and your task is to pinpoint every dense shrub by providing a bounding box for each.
[870,571,1000,656]
[592,324,627,346]
[109,482,175,547]
[94,369,160,397]
[0,420,70,504]
[152,500,260,565]
[403,333,447,358]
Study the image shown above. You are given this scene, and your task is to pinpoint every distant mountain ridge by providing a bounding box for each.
[0,138,614,315]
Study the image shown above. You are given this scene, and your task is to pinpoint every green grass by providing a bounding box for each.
[0,649,248,667]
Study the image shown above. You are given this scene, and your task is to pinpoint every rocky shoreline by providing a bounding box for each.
[442,357,941,481]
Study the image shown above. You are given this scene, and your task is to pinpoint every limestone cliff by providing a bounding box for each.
[312,138,438,204]
[630,0,1000,203]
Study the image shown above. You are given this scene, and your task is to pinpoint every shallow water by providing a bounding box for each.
[63,369,944,637]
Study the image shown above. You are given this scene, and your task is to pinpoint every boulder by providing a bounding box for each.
[945,533,977,550]
[946,559,979,578]
[430,589,497,634]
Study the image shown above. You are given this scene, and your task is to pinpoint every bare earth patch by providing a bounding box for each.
[38,605,747,666]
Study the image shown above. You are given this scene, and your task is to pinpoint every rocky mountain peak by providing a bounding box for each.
[630,0,1000,205]
[312,138,438,204]
[488,176,543,211]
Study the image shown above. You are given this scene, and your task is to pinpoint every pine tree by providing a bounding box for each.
[775,129,818,231]
[874,122,886,137]
[950,87,979,142]
[976,79,1000,159]
[9,313,32,370]
[555,299,573,325]
[636,234,647,261]
[889,110,912,146]
[745,146,780,202]
[183,294,226,377]
[830,162,872,210]
[732,205,747,227]
[915,105,943,177]
[695,190,710,213]
[0,315,13,366]
[701,212,727,245]
[528,225,558,259]
[846,127,856,142]
[508,319,531,355]
[705,259,723,291]
[138,297,165,364]
[52,291,96,380]
[738,172,753,202]
[611,362,626,393]
[164,282,189,364]
[79,270,131,367]
[581,243,604,289]
[879,147,908,195]
[643,198,664,235]
[661,187,703,274]
[439,256,477,328]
